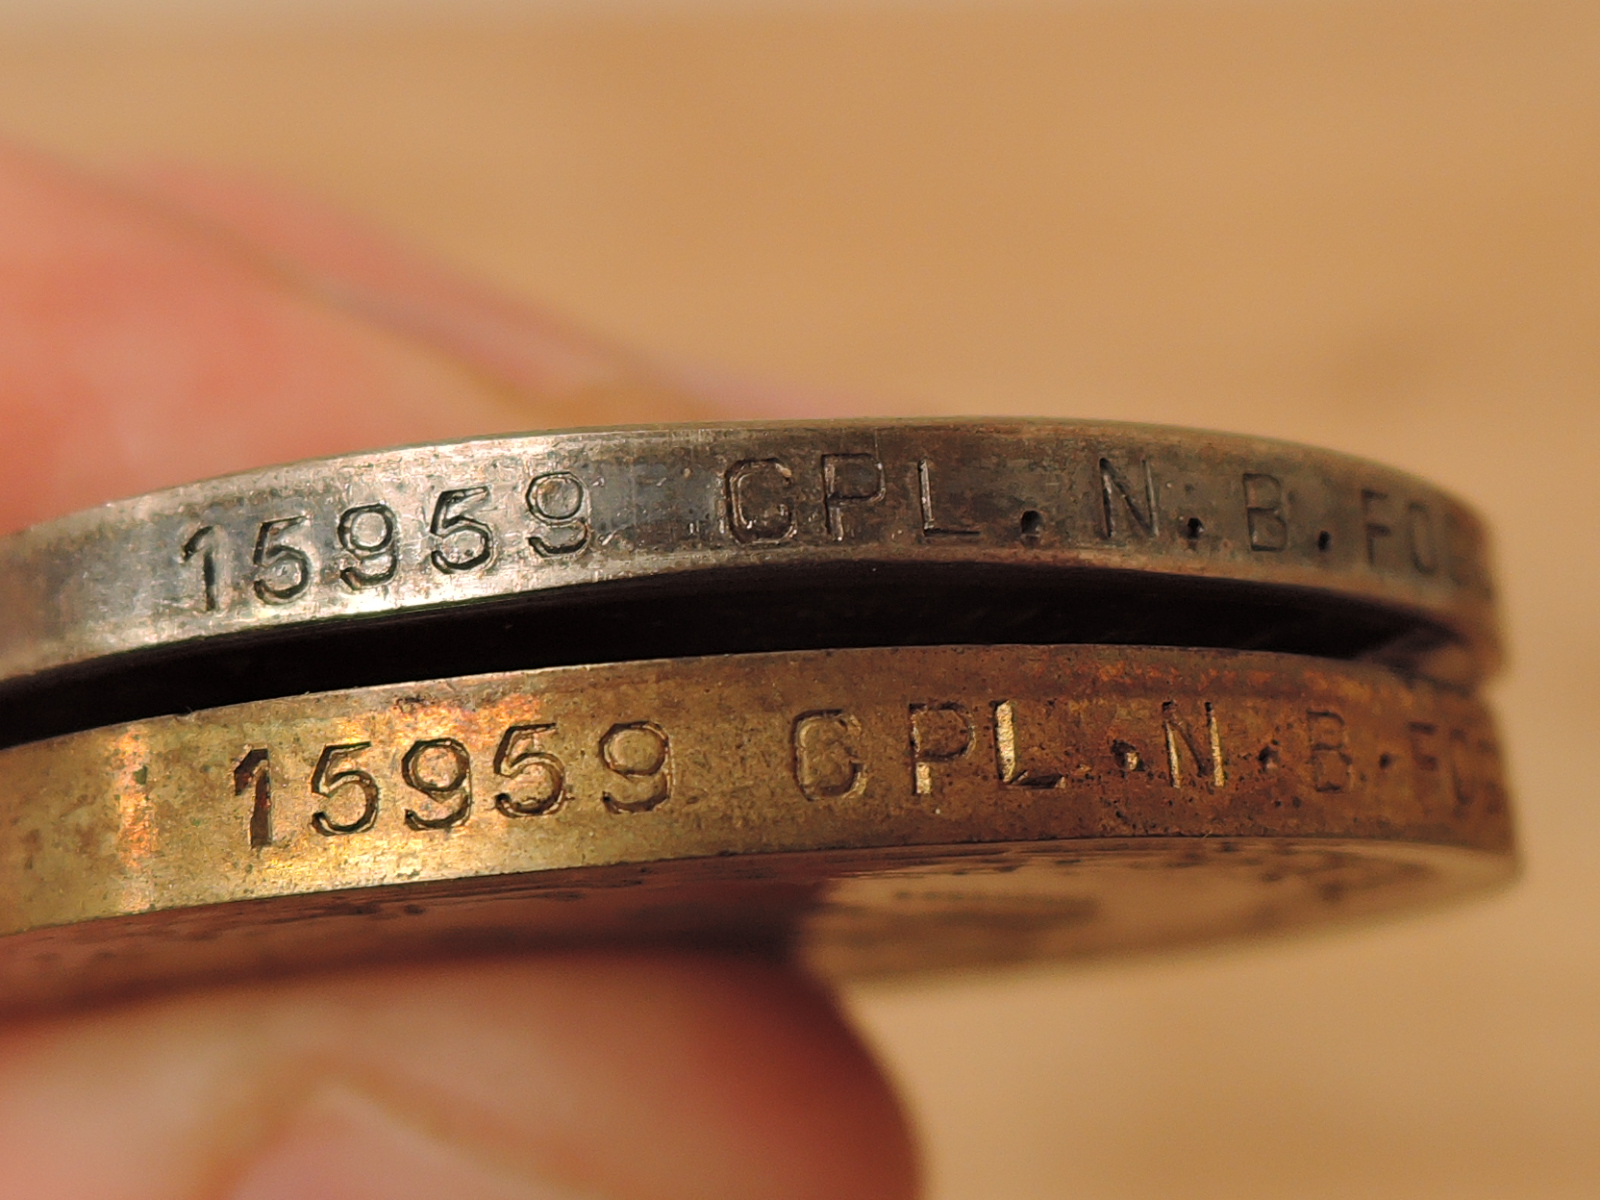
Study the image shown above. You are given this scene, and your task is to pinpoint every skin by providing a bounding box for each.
[0,138,919,1200]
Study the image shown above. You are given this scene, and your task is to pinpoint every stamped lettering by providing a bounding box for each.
[917,460,979,539]
[725,459,797,544]
[243,718,687,844]
[526,472,590,556]
[234,747,273,849]
[429,487,495,573]
[992,700,1066,788]
[337,504,399,589]
[181,525,219,612]
[210,642,1500,873]
[1161,701,1225,788]
[310,742,381,836]
[1409,720,1491,807]
[252,517,313,603]
[1243,473,1288,552]
[492,724,566,816]
[1306,710,1352,792]
[1448,727,1485,807]
[792,710,866,800]
[401,738,473,830]
[1098,457,1157,540]
[1408,721,1440,773]
[600,722,672,813]
[1362,489,1393,567]
[139,430,1493,698]
[909,702,974,796]
[1445,512,1485,592]
[821,453,885,541]
[1407,502,1438,574]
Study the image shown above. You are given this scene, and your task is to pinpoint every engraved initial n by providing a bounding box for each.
[1161,701,1226,788]
[1098,457,1157,539]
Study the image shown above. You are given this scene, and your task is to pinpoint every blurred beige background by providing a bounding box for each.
[0,1,1595,1195]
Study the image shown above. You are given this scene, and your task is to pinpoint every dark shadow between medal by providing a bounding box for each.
[0,561,1465,748]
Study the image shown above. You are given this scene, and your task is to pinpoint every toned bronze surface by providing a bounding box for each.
[0,644,1512,1008]
[0,421,1498,747]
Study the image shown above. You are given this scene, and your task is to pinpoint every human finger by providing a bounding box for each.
[0,140,708,532]
[0,141,916,1199]
[0,955,916,1200]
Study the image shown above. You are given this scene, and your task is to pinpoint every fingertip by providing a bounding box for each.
[128,162,726,420]
[0,954,919,1200]
[0,141,725,532]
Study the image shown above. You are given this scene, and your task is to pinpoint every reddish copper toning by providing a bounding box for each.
[0,645,1512,1009]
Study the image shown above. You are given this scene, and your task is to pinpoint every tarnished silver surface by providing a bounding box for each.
[0,421,1499,701]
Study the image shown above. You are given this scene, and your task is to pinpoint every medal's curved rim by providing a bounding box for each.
[0,420,1500,719]
[0,644,1516,1006]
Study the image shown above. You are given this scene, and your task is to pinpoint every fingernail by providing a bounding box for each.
[227,1085,597,1200]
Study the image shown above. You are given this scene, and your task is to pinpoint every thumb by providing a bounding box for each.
[0,955,918,1200]
[129,161,722,426]
[0,142,917,1200]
